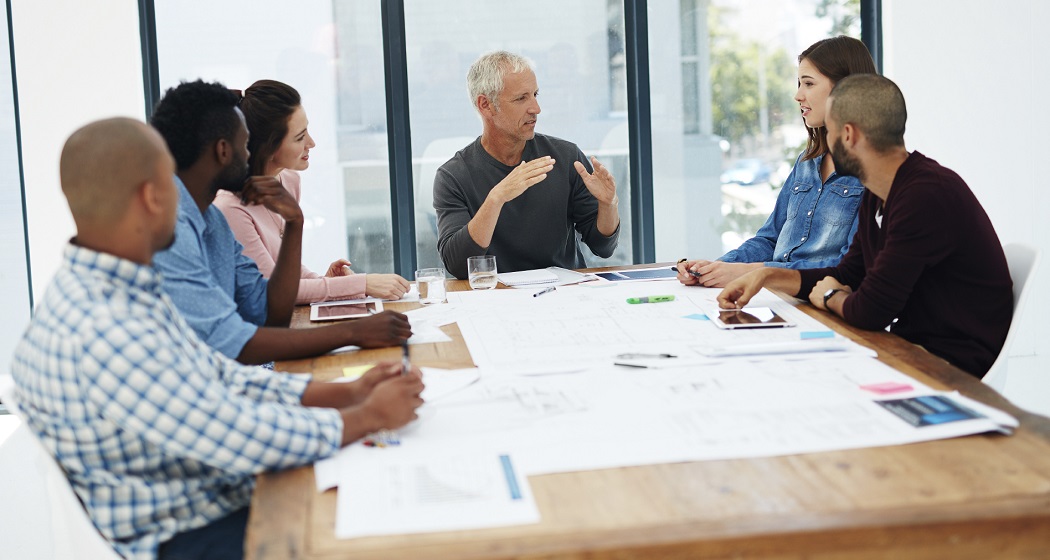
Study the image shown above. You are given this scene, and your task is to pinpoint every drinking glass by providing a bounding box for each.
[467,255,498,290]
[415,268,447,305]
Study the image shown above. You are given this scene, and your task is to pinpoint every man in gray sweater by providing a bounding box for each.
[433,51,621,280]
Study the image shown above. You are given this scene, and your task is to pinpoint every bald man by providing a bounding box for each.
[10,117,425,560]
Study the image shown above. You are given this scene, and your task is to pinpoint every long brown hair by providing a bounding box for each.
[798,36,877,161]
[239,79,302,176]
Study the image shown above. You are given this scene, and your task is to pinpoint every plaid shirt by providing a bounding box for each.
[11,244,342,560]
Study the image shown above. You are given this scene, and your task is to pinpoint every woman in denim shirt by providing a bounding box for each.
[677,36,877,288]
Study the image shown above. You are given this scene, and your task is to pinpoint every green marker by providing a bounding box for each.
[626,295,676,304]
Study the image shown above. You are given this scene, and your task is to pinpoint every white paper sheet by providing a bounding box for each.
[335,448,539,539]
[322,281,1016,537]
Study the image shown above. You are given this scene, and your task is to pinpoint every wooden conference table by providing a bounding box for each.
[246,265,1050,559]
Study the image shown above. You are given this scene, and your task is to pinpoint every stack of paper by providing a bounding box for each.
[497,269,559,287]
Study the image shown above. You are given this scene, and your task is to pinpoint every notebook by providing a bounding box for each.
[497,266,595,287]
[497,269,559,287]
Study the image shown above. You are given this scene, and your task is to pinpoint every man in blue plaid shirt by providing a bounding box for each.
[10,118,425,559]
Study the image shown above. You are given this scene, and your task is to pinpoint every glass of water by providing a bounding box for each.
[467,255,498,290]
[415,268,447,305]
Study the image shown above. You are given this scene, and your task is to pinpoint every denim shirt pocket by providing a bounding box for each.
[818,184,864,226]
[786,181,816,220]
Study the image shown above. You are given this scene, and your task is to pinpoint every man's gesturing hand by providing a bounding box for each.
[574,156,618,206]
[489,156,555,205]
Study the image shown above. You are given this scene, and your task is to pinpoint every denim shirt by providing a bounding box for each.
[153,178,269,359]
[720,153,864,269]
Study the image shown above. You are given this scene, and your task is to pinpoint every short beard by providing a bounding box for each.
[831,137,865,182]
[212,157,249,195]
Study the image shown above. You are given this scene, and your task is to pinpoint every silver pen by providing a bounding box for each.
[533,286,556,297]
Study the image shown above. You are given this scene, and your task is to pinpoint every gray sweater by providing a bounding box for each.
[433,134,620,279]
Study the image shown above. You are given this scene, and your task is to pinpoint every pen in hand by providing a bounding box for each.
[401,340,411,376]
[671,265,702,278]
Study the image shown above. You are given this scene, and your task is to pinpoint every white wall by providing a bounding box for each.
[0,4,31,373]
[883,0,1048,363]
[11,0,145,302]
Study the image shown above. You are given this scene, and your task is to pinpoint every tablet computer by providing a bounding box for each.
[310,300,383,322]
[707,307,794,329]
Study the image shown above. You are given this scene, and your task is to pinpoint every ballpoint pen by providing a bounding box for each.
[533,286,556,297]
[669,265,702,278]
[401,339,410,376]
[616,353,677,359]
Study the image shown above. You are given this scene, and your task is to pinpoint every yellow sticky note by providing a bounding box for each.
[342,364,375,380]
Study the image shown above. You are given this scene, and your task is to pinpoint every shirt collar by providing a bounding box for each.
[65,242,163,292]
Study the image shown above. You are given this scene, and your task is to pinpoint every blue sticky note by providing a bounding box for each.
[801,330,835,339]
[683,313,709,321]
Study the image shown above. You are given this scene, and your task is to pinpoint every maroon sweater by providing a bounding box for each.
[798,152,1012,377]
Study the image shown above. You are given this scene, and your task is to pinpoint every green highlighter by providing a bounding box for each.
[626,295,676,304]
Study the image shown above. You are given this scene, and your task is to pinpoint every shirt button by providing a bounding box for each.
[794,187,799,192]
[843,188,848,194]
[807,211,812,216]
[818,188,822,192]
[783,253,788,258]
[801,237,807,241]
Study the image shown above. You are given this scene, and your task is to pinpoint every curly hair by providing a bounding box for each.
[150,80,242,171]
[240,80,302,176]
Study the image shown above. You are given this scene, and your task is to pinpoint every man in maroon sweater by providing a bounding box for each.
[717,74,1012,378]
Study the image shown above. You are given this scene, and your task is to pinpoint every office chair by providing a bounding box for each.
[0,375,121,560]
[982,243,1041,391]
[414,136,476,269]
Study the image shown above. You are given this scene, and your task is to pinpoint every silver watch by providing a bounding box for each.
[822,288,841,309]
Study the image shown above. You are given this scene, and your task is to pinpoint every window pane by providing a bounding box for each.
[650,0,861,262]
[402,0,633,270]
[155,1,394,273]
[0,3,31,370]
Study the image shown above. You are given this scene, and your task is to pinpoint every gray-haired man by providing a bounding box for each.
[433,50,621,280]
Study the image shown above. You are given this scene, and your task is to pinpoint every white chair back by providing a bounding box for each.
[0,375,121,560]
[982,243,1041,391]
[415,136,476,269]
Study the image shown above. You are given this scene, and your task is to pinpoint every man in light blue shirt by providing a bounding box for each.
[150,80,411,363]
[11,117,424,559]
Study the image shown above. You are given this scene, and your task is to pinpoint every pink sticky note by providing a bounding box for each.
[860,381,913,395]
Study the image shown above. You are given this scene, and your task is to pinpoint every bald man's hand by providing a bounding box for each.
[241,176,304,225]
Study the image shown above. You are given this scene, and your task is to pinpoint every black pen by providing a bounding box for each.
[401,340,411,376]
[533,286,555,297]
[616,353,677,359]
[670,265,702,278]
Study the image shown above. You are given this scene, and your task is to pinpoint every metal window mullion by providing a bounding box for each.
[138,0,160,118]
[623,0,655,264]
[6,0,32,310]
[861,0,883,73]
[381,0,416,276]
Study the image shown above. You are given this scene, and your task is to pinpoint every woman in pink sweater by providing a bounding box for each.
[217,80,410,304]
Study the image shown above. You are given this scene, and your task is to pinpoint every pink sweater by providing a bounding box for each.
[215,169,365,304]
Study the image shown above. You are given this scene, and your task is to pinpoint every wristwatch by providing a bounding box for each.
[822,288,842,310]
